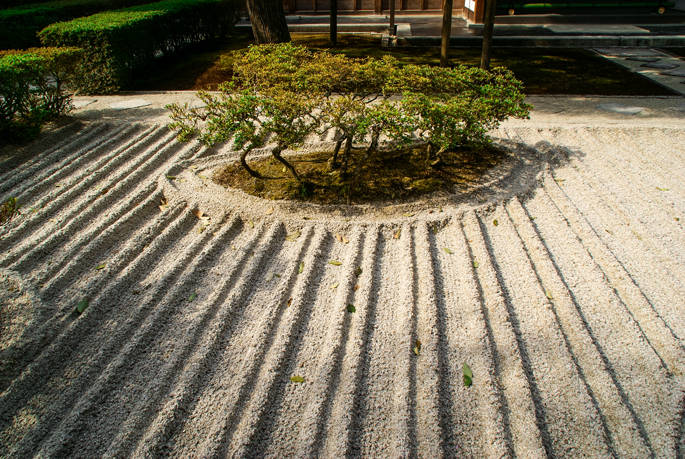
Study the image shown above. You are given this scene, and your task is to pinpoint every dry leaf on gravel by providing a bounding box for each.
[96,263,106,270]
[656,187,669,191]
[473,260,479,268]
[329,260,342,266]
[75,297,89,314]
[248,221,254,229]
[335,233,342,243]
[189,292,197,302]
[166,175,176,180]
[330,283,339,289]
[347,304,356,313]
[290,375,304,383]
[444,248,453,254]
[287,298,292,307]
[403,213,415,217]
[493,219,498,226]
[355,267,362,277]
[266,271,274,282]
[545,289,553,300]
[463,363,473,387]
[265,207,274,215]
[394,229,401,239]
[198,175,208,180]
[192,209,204,219]
[286,230,300,241]
[298,262,304,273]
[413,339,421,356]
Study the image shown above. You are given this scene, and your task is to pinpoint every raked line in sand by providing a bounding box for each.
[0,98,684,458]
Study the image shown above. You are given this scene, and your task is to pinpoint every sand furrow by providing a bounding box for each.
[477,206,612,458]
[507,195,652,458]
[461,211,547,459]
[522,184,681,458]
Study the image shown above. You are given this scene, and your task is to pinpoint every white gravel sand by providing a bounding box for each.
[0,94,684,458]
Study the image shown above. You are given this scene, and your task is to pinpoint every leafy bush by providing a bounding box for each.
[167,43,531,200]
[0,0,154,50]
[0,46,82,143]
[39,0,239,94]
[0,197,21,225]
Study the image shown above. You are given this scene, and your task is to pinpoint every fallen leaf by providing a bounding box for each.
[394,229,401,239]
[275,274,280,278]
[287,298,292,307]
[413,339,422,356]
[265,207,274,215]
[657,187,669,191]
[197,226,205,234]
[159,205,169,211]
[676,217,680,222]
[342,236,349,244]
[189,165,198,170]
[355,266,362,277]
[605,229,613,235]
[439,206,443,212]
[329,260,342,266]
[545,289,553,300]
[354,285,360,291]
[403,213,415,217]
[473,260,479,268]
[96,263,106,270]
[531,217,537,220]
[166,175,176,180]
[198,174,208,180]
[554,178,566,183]
[444,247,453,254]
[161,198,168,206]
[463,362,473,387]
[290,375,304,383]
[493,219,498,226]
[298,262,304,273]
[29,207,38,213]
[49,219,57,223]
[266,271,274,281]
[433,224,438,234]
[75,297,89,314]
[286,230,300,241]
[335,233,343,243]
[282,167,287,173]
[330,283,339,289]
[192,209,204,219]
[347,304,356,313]
[189,292,197,302]
[248,221,254,229]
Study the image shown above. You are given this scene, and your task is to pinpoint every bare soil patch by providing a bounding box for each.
[212,143,507,205]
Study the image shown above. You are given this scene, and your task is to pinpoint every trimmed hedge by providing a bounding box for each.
[0,46,82,142]
[39,0,239,94]
[0,0,154,50]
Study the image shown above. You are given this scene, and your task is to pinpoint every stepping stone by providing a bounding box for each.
[72,99,96,109]
[640,62,679,69]
[108,98,152,110]
[625,57,661,62]
[661,69,685,77]
[595,47,660,57]
[596,103,644,115]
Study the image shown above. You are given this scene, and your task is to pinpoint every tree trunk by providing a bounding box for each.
[240,149,262,178]
[272,145,300,181]
[440,0,454,67]
[340,136,354,174]
[332,137,344,165]
[245,0,291,44]
[348,128,380,203]
[480,0,497,70]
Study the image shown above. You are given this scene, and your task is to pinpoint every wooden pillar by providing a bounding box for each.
[375,0,382,14]
[440,0,453,67]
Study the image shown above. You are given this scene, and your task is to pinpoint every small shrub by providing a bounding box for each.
[0,46,82,143]
[168,43,531,201]
[39,0,240,94]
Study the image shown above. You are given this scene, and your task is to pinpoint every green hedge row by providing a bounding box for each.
[39,0,239,94]
[0,0,154,50]
[0,47,82,143]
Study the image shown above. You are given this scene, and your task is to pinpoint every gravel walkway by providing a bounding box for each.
[0,95,684,458]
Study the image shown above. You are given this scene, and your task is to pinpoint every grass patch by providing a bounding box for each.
[126,32,675,95]
[212,143,507,205]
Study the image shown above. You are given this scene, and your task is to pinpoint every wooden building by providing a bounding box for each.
[281,0,481,21]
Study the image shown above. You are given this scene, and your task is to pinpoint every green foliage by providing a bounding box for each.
[0,47,82,143]
[0,0,154,50]
[0,197,21,225]
[167,43,531,199]
[39,0,239,94]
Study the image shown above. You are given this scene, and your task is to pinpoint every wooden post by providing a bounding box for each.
[331,0,337,46]
[480,0,496,69]
[389,0,396,35]
[440,0,453,67]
